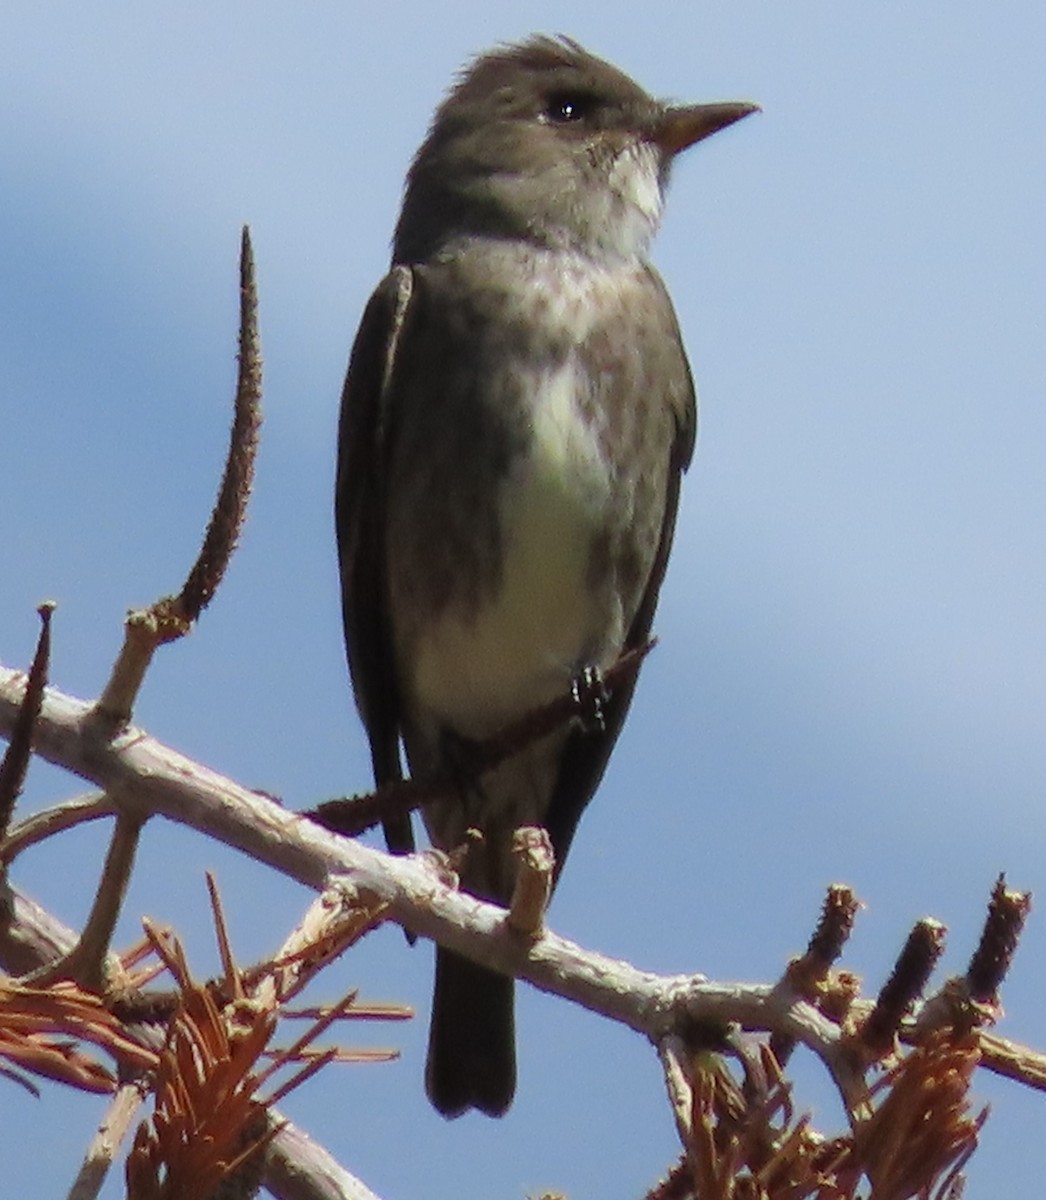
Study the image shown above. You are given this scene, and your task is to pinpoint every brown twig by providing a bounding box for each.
[122,882,404,1200]
[124,929,281,1200]
[175,224,263,625]
[966,873,1031,1005]
[854,1029,985,1199]
[0,884,390,1200]
[0,602,54,848]
[905,876,1032,1055]
[206,868,245,1003]
[801,883,861,976]
[307,640,655,838]
[0,975,157,1091]
[94,227,263,725]
[771,883,861,1066]
[860,918,947,1058]
[643,1156,692,1200]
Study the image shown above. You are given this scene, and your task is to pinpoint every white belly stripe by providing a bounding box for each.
[412,358,614,735]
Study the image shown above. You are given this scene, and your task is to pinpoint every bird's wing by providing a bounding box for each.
[544,269,696,874]
[335,264,416,853]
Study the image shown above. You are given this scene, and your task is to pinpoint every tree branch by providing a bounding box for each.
[2,658,1046,1200]
[0,663,847,1071]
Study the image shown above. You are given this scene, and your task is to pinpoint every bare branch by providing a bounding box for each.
[506,825,554,936]
[28,811,145,991]
[0,662,845,1057]
[658,1033,695,1156]
[3,656,1046,1192]
[264,1118,385,1200]
[0,884,83,976]
[1,792,118,866]
[90,613,162,734]
[66,1081,147,1200]
[976,1029,1046,1089]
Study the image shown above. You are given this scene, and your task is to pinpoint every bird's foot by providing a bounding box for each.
[571,664,609,733]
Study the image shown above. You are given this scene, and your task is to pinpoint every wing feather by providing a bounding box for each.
[335,266,416,853]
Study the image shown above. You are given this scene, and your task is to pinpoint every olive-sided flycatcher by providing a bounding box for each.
[336,35,756,1119]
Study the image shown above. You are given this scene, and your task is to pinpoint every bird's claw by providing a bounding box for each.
[571,665,609,733]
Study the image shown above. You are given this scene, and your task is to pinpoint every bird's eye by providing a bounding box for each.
[544,92,593,124]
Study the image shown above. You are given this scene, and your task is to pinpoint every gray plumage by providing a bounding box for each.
[336,34,755,1118]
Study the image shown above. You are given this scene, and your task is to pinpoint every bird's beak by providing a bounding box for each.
[653,101,760,156]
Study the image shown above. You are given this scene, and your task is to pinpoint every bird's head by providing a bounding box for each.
[394,36,757,265]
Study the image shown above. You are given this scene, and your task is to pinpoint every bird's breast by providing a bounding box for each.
[409,355,620,738]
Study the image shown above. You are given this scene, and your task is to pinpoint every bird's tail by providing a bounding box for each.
[425,946,515,1118]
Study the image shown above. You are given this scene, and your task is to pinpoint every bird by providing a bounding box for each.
[335,34,756,1119]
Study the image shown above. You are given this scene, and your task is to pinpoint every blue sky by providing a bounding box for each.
[2,4,1045,1196]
